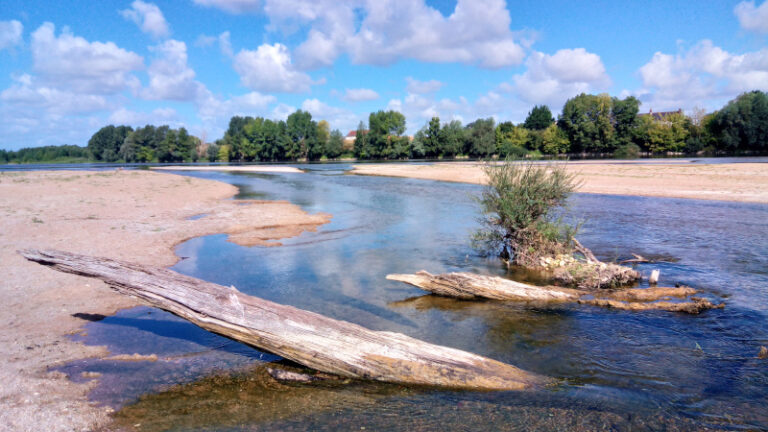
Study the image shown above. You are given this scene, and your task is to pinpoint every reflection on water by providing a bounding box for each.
[61,165,768,430]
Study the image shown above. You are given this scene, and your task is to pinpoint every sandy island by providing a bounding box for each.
[151,165,303,173]
[0,170,329,431]
[351,161,768,204]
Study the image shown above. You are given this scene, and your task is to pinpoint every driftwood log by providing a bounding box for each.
[20,249,547,391]
[387,271,723,314]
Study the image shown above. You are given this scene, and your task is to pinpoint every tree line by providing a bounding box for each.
[2,90,766,164]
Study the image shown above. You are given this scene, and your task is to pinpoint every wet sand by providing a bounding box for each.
[0,170,329,431]
[351,161,768,204]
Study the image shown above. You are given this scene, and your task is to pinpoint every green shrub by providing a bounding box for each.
[472,159,580,266]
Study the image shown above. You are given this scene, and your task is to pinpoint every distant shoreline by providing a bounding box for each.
[350,162,768,204]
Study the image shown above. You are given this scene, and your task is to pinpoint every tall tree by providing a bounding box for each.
[558,93,616,153]
[523,105,554,130]
[88,125,133,161]
[423,117,441,157]
[367,110,406,159]
[439,120,464,157]
[286,110,319,160]
[465,118,496,157]
[326,129,344,159]
[612,96,640,146]
[709,90,768,153]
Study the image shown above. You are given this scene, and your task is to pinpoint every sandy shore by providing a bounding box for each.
[0,170,329,431]
[151,165,303,173]
[351,162,768,204]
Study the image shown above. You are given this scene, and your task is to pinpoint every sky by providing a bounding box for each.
[0,0,767,150]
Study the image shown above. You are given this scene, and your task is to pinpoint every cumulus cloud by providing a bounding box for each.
[108,107,178,125]
[30,22,143,94]
[510,48,611,109]
[734,1,768,33]
[264,0,527,70]
[233,43,314,92]
[342,88,379,102]
[142,39,207,101]
[1,74,110,115]
[193,0,261,14]
[120,0,170,38]
[636,40,768,110]
[0,20,23,51]
[405,77,443,94]
[301,98,358,132]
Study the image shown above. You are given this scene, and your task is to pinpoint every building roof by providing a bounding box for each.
[639,108,683,121]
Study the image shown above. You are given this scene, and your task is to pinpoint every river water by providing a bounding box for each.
[59,165,768,431]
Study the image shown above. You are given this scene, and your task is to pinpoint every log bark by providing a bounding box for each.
[20,249,547,391]
[389,270,722,314]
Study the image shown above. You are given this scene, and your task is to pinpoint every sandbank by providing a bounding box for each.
[151,165,303,173]
[351,161,768,204]
[0,170,329,431]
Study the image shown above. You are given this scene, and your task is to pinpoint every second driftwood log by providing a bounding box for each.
[20,249,547,391]
[387,271,722,314]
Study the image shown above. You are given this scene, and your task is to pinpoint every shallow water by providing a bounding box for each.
[60,165,768,431]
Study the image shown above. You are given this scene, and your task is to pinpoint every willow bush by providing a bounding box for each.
[472,159,581,267]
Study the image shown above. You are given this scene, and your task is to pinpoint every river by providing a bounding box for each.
[59,164,768,431]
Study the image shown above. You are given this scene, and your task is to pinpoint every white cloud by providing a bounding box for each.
[0,20,23,51]
[264,0,527,70]
[120,0,170,39]
[342,88,379,102]
[735,1,768,33]
[301,98,358,132]
[233,43,314,92]
[511,48,611,109]
[636,40,768,111]
[0,74,110,114]
[142,39,207,101]
[108,107,178,125]
[271,103,297,120]
[405,77,443,94]
[197,91,276,124]
[218,31,233,57]
[193,0,261,14]
[30,22,143,95]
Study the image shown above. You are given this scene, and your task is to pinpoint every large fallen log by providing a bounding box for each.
[388,271,723,314]
[20,249,547,391]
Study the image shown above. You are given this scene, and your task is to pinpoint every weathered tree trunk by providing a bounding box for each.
[389,271,723,314]
[20,249,547,391]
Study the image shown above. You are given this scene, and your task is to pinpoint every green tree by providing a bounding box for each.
[497,124,529,157]
[439,120,464,157]
[317,120,330,149]
[88,125,133,161]
[523,105,554,130]
[612,96,640,146]
[353,121,370,159]
[709,90,768,153]
[423,117,441,157]
[540,124,570,155]
[558,93,616,153]
[634,113,689,153]
[286,110,319,160]
[465,118,496,157]
[367,110,406,159]
[326,129,344,159]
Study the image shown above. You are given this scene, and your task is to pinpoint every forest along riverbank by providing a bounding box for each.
[350,162,768,203]
[0,170,329,432]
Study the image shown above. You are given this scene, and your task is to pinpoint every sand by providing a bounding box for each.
[0,170,329,432]
[351,161,768,204]
[151,165,303,173]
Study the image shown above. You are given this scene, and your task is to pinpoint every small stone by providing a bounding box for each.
[759,346,768,359]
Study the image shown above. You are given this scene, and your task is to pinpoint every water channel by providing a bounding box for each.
[59,164,768,431]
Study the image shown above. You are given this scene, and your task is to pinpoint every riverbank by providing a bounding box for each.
[350,162,768,203]
[0,170,329,431]
[150,165,303,173]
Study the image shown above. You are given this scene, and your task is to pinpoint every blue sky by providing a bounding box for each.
[0,0,767,150]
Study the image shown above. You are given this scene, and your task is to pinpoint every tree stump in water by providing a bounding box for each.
[20,249,547,391]
[387,271,723,314]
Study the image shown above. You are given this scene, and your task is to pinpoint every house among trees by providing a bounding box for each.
[639,108,684,122]
[344,130,365,151]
